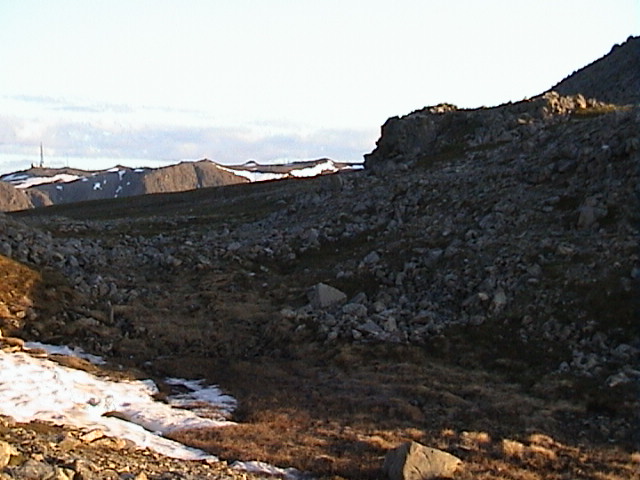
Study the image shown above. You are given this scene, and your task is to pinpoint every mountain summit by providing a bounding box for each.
[550,35,639,105]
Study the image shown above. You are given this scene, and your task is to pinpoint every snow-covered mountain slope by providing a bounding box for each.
[0,158,361,211]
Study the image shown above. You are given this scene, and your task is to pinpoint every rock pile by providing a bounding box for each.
[0,418,256,480]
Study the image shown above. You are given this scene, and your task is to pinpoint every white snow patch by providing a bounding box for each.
[0,349,235,460]
[9,174,81,189]
[232,460,303,480]
[24,341,106,365]
[165,377,237,419]
[289,160,338,178]
[227,169,288,182]
[118,170,126,181]
[218,161,362,183]
[93,182,102,191]
[0,173,28,182]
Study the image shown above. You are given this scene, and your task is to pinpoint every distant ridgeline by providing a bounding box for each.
[0,158,362,211]
[1,36,636,213]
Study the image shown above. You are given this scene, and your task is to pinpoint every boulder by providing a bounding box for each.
[383,441,462,480]
[0,440,18,469]
[308,283,347,309]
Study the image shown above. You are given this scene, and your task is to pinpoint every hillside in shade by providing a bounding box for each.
[550,35,639,105]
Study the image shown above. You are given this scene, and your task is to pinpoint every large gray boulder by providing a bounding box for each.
[308,283,347,309]
[383,441,462,480]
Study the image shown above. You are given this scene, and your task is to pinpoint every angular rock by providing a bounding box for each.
[383,441,462,480]
[12,459,57,479]
[0,440,18,469]
[308,283,347,309]
[357,319,384,336]
[342,303,367,318]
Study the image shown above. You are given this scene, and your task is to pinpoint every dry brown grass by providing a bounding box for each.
[571,104,631,118]
[0,254,40,333]
[162,348,640,480]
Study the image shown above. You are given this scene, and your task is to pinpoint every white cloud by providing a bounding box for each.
[0,96,373,173]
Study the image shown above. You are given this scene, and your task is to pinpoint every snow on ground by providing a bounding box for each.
[164,377,237,418]
[0,344,304,477]
[24,341,106,364]
[4,173,81,189]
[231,460,303,479]
[219,160,363,183]
[289,159,338,178]
[224,168,288,182]
[0,348,235,460]
[0,173,28,182]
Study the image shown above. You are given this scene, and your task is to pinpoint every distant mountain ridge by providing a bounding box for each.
[0,160,247,210]
[0,158,361,211]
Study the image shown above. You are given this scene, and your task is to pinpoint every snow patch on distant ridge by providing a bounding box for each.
[4,173,81,189]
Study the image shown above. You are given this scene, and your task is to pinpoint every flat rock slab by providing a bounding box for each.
[383,441,463,480]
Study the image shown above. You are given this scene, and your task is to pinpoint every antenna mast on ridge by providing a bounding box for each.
[39,143,44,168]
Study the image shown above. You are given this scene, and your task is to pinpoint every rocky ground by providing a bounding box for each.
[0,92,638,479]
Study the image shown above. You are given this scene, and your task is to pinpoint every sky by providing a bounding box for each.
[0,0,638,174]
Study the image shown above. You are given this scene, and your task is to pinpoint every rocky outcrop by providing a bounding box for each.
[140,160,247,195]
[0,181,33,212]
[551,35,640,105]
[25,189,53,208]
[364,92,616,171]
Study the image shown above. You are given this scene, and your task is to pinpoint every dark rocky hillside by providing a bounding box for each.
[550,35,640,105]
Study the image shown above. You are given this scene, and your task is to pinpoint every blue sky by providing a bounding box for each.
[0,0,638,173]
